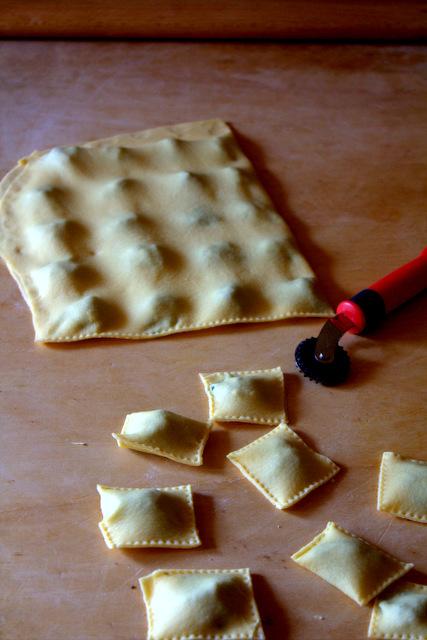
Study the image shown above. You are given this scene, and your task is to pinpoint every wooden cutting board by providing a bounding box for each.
[0,41,426,640]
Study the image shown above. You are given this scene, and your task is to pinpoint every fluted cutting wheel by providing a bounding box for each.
[295,337,350,386]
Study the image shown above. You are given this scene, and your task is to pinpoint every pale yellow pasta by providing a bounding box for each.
[378,452,427,523]
[0,119,332,342]
[139,568,265,640]
[97,484,200,549]
[227,422,339,508]
[368,582,427,639]
[200,366,285,424]
[291,521,413,606]
[112,409,211,466]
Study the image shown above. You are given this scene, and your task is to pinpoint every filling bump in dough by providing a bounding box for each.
[291,521,413,606]
[200,366,285,424]
[139,568,265,640]
[377,451,427,523]
[97,484,200,549]
[112,409,211,466]
[368,582,427,639]
[0,119,332,342]
[227,422,339,508]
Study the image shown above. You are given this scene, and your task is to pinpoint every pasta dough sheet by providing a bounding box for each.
[0,119,332,342]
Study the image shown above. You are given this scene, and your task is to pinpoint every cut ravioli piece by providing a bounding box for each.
[139,568,265,640]
[0,119,332,342]
[112,409,211,466]
[368,582,427,639]
[200,366,285,424]
[97,484,200,549]
[378,451,427,523]
[291,521,413,606]
[227,422,339,508]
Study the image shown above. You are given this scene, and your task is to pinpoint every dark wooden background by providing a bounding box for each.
[1,0,427,40]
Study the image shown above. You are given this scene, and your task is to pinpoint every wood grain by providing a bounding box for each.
[1,0,427,40]
[0,41,426,640]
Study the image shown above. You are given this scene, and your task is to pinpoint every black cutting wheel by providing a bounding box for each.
[295,337,351,386]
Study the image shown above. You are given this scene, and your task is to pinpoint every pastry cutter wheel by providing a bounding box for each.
[295,247,427,386]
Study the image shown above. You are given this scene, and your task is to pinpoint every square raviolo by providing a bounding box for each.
[200,366,285,424]
[139,568,265,640]
[378,451,427,523]
[0,119,332,342]
[368,582,427,639]
[97,484,200,549]
[227,423,339,508]
[112,409,211,466]
[291,521,413,606]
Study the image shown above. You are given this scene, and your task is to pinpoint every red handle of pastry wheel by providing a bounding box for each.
[336,247,427,334]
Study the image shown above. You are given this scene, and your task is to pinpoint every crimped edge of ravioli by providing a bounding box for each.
[368,582,427,639]
[377,452,427,523]
[0,119,332,343]
[199,366,286,424]
[291,521,414,606]
[97,484,201,549]
[31,309,332,343]
[112,416,212,467]
[139,567,265,640]
[227,423,339,509]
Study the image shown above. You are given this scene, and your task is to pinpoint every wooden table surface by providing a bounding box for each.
[1,41,426,640]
